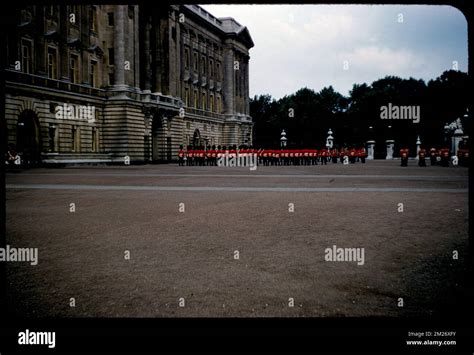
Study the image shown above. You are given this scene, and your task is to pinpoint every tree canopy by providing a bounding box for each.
[250,70,470,155]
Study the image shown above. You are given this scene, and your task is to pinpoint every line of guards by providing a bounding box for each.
[178,147,368,166]
[179,146,469,167]
[400,148,470,167]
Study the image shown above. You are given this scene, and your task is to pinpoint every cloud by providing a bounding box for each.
[341,46,423,74]
[200,4,467,99]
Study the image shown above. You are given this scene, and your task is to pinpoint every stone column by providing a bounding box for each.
[367,140,375,160]
[453,128,463,155]
[416,135,421,160]
[35,6,46,75]
[59,6,69,80]
[244,57,250,115]
[385,139,395,159]
[113,5,126,88]
[80,5,90,85]
[134,6,140,89]
[223,42,234,114]
[143,20,151,93]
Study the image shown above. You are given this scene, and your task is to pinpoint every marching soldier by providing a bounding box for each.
[418,148,426,167]
[458,148,469,167]
[178,145,185,166]
[320,148,328,165]
[429,147,438,166]
[440,148,450,167]
[303,149,310,165]
[359,147,366,163]
[288,149,294,166]
[400,148,409,166]
[187,147,194,166]
[262,149,269,166]
[349,148,356,164]
[331,149,338,164]
[312,149,318,165]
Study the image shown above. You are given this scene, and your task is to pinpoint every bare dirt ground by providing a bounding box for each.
[4,160,471,317]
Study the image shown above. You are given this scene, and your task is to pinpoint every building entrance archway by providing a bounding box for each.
[16,110,41,166]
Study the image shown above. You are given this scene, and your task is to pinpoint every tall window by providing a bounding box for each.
[107,12,114,26]
[184,48,190,69]
[201,56,206,75]
[184,87,190,107]
[201,92,206,111]
[92,127,99,152]
[21,39,32,74]
[193,89,198,109]
[193,52,198,71]
[90,60,97,87]
[69,6,78,25]
[89,6,97,32]
[209,59,214,78]
[128,5,134,19]
[70,54,79,83]
[209,94,214,112]
[217,95,222,113]
[108,48,114,65]
[47,47,57,79]
[216,62,221,81]
[46,6,56,17]
[72,126,80,152]
[48,124,56,152]
[235,73,240,96]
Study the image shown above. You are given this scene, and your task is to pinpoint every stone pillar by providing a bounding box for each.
[134,6,140,89]
[59,6,69,80]
[80,5,90,85]
[416,135,421,160]
[35,6,46,75]
[385,139,395,159]
[143,20,151,93]
[244,57,250,115]
[367,140,375,160]
[113,6,126,88]
[223,42,234,114]
[453,129,463,155]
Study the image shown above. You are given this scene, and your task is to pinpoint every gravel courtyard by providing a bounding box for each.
[4,160,470,317]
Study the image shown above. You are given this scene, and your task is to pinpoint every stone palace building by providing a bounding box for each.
[4,5,254,164]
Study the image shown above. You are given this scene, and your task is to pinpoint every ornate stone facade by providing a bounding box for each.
[4,5,254,164]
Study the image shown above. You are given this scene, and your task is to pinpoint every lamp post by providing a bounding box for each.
[385,125,394,160]
[326,128,334,149]
[444,123,450,147]
[416,135,421,160]
[367,126,375,160]
[280,129,287,148]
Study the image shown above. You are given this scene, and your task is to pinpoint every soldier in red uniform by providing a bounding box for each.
[274,150,281,166]
[178,145,185,166]
[349,148,356,164]
[440,148,450,167]
[400,148,409,166]
[187,147,193,166]
[262,149,269,166]
[296,149,301,165]
[338,148,344,163]
[330,149,338,164]
[359,147,366,163]
[288,150,294,165]
[418,148,426,167]
[429,147,438,166]
[458,148,469,167]
[320,148,328,165]
[302,149,308,165]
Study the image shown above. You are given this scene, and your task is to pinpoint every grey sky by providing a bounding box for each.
[200,5,468,99]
